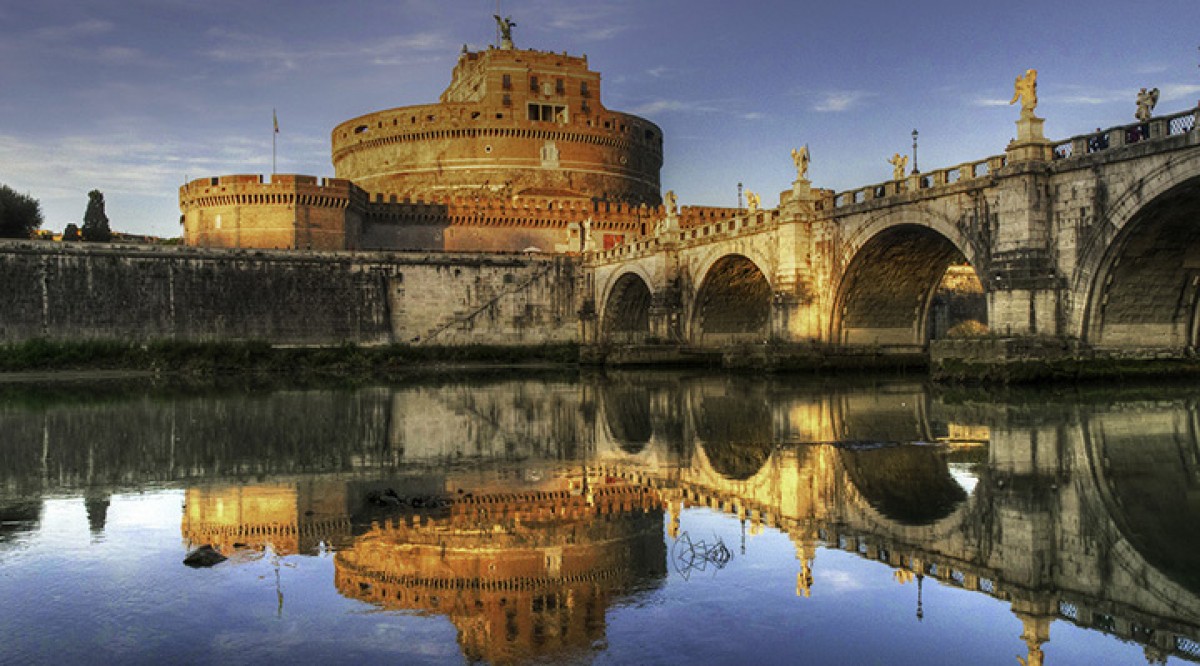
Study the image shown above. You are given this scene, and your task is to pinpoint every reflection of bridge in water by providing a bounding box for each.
[2,378,1199,663]
[592,376,1200,665]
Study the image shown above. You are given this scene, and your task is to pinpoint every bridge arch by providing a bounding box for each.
[600,270,655,342]
[688,253,773,343]
[1080,157,1200,349]
[834,213,984,348]
[599,383,653,453]
[1079,407,1200,607]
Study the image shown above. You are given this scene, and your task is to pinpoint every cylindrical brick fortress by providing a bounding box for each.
[331,47,663,206]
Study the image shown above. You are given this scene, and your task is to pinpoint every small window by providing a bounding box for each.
[530,76,538,92]
[502,94,511,106]
[354,125,369,134]
[555,78,564,94]
[502,74,511,90]
[580,82,590,98]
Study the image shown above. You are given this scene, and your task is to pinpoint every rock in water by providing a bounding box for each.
[183,545,227,568]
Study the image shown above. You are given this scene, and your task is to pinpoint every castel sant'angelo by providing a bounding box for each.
[180,18,736,254]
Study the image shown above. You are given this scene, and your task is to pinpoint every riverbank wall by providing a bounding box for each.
[0,241,579,347]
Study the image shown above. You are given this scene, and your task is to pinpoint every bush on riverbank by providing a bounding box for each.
[0,339,580,376]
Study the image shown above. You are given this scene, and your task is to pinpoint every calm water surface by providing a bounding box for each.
[1,372,1198,665]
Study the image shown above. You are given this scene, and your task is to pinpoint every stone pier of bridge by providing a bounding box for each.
[582,106,1200,367]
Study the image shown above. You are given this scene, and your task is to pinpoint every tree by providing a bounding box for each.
[62,223,82,241]
[0,184,44,239]
[81,189,112,242]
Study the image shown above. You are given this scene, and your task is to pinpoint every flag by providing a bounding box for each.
[273,109,279,134]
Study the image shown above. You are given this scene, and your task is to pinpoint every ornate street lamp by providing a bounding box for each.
[912,129,920,174]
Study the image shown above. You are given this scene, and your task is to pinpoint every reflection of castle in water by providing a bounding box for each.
[180,468,666,663]
[336,477,665,663]
[4,376,1200,663]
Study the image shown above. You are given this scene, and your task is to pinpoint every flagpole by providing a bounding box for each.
[272,108,277,175]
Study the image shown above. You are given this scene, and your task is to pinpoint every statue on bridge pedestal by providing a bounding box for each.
[581,218,597,253]
[888,153,908,181]
[791,145,810,181]
[655,190,680,236]
[745,191,760,213]
[1135,87,1160,122]
[1010,69,1039,119]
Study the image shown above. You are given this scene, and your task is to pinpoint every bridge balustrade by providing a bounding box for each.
[1055,107,1198,159]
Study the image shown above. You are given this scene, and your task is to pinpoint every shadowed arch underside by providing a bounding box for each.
[602,273,652,343]
[695,395,773,480]
[693,255,770,342]
[1089,178,1200,349]
[1091,413,1200,595]
[837,225,974,347]
[839,446,968,525]
[602,384,652,453]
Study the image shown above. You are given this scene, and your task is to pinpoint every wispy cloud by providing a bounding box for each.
[1160,84,1200,102]
[627,97,765,121]
[537,3,632,42]
[628,99,692,115]
[34,19,115,41]
[971,97,1011,108]
[813,90,874,113]
[0,129,324,202]
[203,28,449,70]
[97,46,144,64]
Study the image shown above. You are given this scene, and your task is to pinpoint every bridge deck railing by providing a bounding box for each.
[589,208,781,263]
[834,105,1199,209]
[1052,106,1199,160]
[833,154,1006,209]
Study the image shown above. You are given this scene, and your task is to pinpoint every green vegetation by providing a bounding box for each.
[933,356,1200,385]
[0,184,43,239]
[0,339,580,378]
[82,189,112,242]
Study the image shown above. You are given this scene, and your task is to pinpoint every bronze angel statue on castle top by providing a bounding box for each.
[494,15,516,45]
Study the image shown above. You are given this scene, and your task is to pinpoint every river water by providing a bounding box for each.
[1,371,1197,665]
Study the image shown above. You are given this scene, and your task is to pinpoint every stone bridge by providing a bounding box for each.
[583,107,1200,361]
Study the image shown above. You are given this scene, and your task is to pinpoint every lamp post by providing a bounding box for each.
[911,129,920,174]
[738,182,744,210]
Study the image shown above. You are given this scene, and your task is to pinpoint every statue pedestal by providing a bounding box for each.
[781,179,819,218]
[654,213,680,240]
[1007,115,1053,163]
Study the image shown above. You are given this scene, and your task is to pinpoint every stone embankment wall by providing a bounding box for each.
[0,241,579,346]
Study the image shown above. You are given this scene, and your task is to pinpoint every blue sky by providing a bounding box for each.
[1,0,1197,237]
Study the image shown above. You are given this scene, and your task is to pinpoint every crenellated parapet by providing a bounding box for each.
[180,174,369,250]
